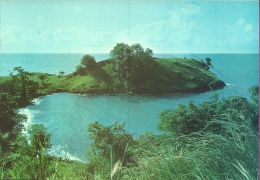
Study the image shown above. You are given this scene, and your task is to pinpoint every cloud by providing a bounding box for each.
[237,18,245,25]
[245,24,253,32]
[180,4,201,15]
[38,15,46,26]
[1,3,257,53]
[114,4,201,52]
[0,24,116,53]
[1,26,34,44]
[236,18,253,32]
[74,5,82,12]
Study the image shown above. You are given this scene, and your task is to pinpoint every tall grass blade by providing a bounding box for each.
[111,159,121,179]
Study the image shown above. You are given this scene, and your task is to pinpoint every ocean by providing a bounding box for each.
[1,53,258,161]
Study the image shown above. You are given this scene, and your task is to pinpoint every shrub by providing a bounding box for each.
[87,121,134,163]
[87,121,135,178]
[158,92,258,136]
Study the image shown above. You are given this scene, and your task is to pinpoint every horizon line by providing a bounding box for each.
[0,52,258,54]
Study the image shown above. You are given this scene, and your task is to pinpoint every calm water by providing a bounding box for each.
[3,53,258,161]
[0,53,109,76]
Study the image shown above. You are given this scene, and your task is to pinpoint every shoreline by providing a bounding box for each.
[18,96,86,163]
[18,86,226,163]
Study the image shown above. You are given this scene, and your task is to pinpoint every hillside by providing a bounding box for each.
[0,57,225,96]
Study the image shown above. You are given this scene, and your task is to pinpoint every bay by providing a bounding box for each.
[9,53,258,161]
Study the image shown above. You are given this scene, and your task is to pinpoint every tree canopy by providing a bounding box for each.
[81,55,97,71]
[110,43,155,91]
[11,66,39,105]
[75,55,97,75]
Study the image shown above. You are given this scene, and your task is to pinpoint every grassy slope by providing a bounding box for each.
[0,57,223,95]
[154,58,224,93]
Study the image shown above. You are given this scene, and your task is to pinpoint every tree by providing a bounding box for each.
[87,121,134,164]
[81,55,97,72]
[205,57,213,70]
[38,74,48,84]
[145,48,153,56]
[75,55,97,75]
[28,124,51,157]
[0,94,26,152]
[0,80,19,97]
[110,43,132,61]
[12,66,39,104]
[110,43,132,89]
[59,71,65,77]
[110,43,155,91]
[12,66,30,103]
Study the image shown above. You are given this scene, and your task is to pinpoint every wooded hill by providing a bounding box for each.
[41,43,225,94]
[0,43,225,104]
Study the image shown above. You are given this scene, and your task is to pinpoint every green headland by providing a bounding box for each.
[0,43,225,101]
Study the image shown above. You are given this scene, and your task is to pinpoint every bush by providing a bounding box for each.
[158,92,258,136]
[87,121,134,163]
[74,55,97,76]
[28,124,51,157]
[87,121,135,178]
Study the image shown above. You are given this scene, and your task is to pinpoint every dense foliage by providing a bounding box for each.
[109,43,155,91]
[75,55,97,75]
[0,94,53,179]
[82,86,258,179]
[87,121,134,162]
[70,43,225,94]
[158,93,258,135]
[0,68,53,179]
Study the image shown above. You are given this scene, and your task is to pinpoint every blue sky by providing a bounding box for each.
[0,0,258,53]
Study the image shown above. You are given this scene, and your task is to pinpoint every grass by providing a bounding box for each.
[155,58,221,92]
[122,131,257,179]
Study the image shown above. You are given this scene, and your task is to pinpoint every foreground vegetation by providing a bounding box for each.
[0,83,258,179]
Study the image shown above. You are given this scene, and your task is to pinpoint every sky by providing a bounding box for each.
[0,0,258,53]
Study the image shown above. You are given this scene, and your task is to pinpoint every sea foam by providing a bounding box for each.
[48,145,85,163]
[19,97,43,135]
[18,108,39,141]
[32,97,43,105]
[18,99,85,163]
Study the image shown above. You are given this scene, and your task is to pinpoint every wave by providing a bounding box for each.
[225,83,237,89]
[18,108,39,141]
[18,97,43,135]
[32,97,43,105]
[18,100,85,163]
[48,145,85,163]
